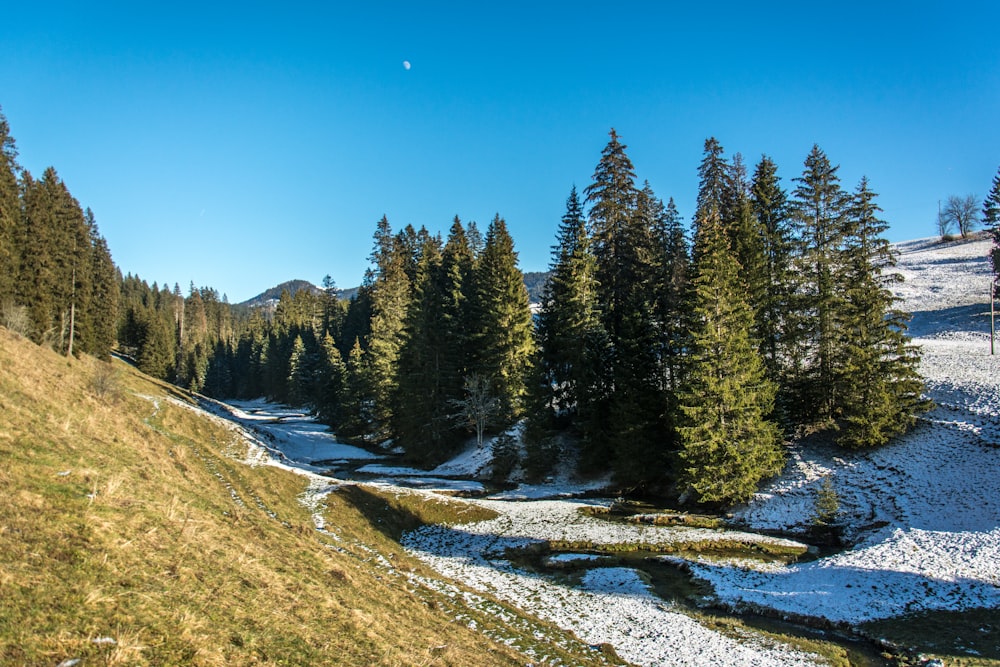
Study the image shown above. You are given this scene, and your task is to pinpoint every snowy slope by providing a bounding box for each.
[696,234,1000,623]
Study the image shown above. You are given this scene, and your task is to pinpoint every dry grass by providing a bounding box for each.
[0,328,618,666]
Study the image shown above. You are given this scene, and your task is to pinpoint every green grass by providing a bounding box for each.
[0,328,621,666]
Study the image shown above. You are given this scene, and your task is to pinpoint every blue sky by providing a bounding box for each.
[2,2,998,302]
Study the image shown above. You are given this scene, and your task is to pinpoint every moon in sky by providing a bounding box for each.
[402,60,411,70]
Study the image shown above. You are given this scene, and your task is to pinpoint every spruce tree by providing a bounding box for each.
[365,216,413,440]
[315,332,347,426]
[86,210,120,359]
[0,108,20,304]
[789,145,851,425]
[534,186,602,425]
[677,207,784,506]
[983,166,1000,287]
[585,129,638,337]
[393,232,466,461]
[653,196,690,394]
[527,186,604,476]
[695,137,729,229]
[836,177,929,448]
[750,155,794,392]
[339,338,373,442]
[471,214,534,425]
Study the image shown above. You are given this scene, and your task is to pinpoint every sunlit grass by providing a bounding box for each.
[0,328,617,666]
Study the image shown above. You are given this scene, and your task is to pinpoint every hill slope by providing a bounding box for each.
[0,329,617,666]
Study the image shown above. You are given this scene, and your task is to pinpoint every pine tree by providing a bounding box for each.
[835,177,929,448]
[653,196,690,394]
[677,208,784,506]
[0,108,20,304]
[982,166,1000,288]
[789,145,851,425]
[534,186,602,425]
[86,209,120,359]
[471,215,534,425]
[527,186,604,476]
[750,155,794,393]
[365,216,413,440]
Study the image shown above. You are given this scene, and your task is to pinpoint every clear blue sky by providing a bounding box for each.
[2,2,998,302]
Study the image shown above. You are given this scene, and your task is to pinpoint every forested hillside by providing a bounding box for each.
[0,113,118,359]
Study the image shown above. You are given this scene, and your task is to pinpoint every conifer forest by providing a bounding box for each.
[1,109,947,507]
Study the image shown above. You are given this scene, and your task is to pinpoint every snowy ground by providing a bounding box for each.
[698,235,1000,623]
[203,235,1000,664]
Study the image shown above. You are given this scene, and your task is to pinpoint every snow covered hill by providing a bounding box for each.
[699,233,1000,624]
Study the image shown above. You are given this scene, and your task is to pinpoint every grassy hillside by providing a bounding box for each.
[0,328,618,666]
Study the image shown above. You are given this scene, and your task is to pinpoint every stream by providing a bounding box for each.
[214,398,898,666]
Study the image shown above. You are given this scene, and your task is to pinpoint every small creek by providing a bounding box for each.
[507,544,894,666]
[217,400,898,665]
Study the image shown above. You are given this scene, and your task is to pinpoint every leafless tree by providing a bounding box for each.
[939,194,980,239]
[449,373,500,448]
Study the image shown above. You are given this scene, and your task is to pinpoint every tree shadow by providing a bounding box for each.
[908,303,993,339]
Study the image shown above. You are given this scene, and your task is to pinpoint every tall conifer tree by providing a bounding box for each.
[471,215,534,425]
[750,156,794,392]
[982,166,1000,286]
[677,207,783,506]
[0,108,20,304]
[789,145,851,424]
[365,216,413,440]
[836,177,929,447]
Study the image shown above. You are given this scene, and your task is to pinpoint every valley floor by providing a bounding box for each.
[205,236,1000,665]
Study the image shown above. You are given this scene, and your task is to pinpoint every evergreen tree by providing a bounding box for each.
[835,177,929,448]
[533,186,602,425]
[982,166,1000,287]
[365,216,412,440]
[339,338,373,442]
[136,303,175,378]
[653,196,690,394]
[86,209,120,359]
[0,108,20,304]
[471,214,534,425]
[393,233,466,461]
[789,145,851,425]
[585,129,638,337]
[677,208,783,506]
[694,137,729,230]
[608,184,672,488]
[315,332,347,426]
[527,186,604,476]
[320,274,345,340]
[750,156,794,392]
[287,334,310,406]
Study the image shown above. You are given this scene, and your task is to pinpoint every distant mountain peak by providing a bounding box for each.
[239,279,322,308]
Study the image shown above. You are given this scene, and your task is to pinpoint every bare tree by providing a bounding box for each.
[939,194,980,239]
[449,373,500,448]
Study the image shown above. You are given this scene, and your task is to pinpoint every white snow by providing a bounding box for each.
[693,234,1000,624]
[197,234,1000,663]
[217,399,382,464]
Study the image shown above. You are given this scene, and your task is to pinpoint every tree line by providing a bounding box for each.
[0,102,939,506]
[149,130,928,506]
